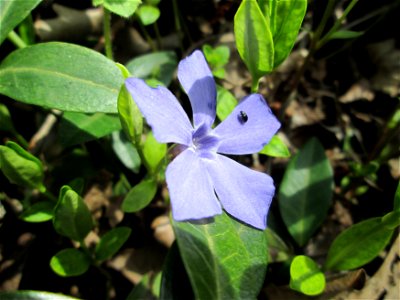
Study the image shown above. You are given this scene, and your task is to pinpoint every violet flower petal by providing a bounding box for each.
[205,154,275,229]
[125,78,193,145]
[166,149,222,220]
[213,94,281,155]
[178,50,216,129]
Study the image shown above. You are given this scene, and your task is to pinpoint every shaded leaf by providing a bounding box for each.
[95,227,131,261]
[329,30,364,40]
[172,212,268,299]
[0,290,79,300]
[50,248,90,277]
[290,255,325,296]
[0,42,123,113]
[122,179,157,213]
[266,228,292,263]
[0,0,42,45]
[59,112,121,147]
[111,131,141,173]
[0,103,15,132]
[53,186,93,241]
[279,138,333,246]
[394,180,400,211]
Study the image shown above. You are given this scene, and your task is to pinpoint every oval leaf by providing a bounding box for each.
[329,30,364,40]
[0,290,79,300]
[50,248,90,277]
[0,0,42,45]
[111,131,141,173]
[290,255,325,296]
[279,138,333,246]
[103,0,141,18]
[0,42,123,113]
[0,141,45,191]
[20,201,55,223]
[325,217,394,271]
[95,227,132,261]
[0,103,15,132]
[137,5,160,26]
[259,134,290,158]
[172,212,268,299]
[53,186,93,241]
[234,0,274,80]
[122,179,157,212]
[143,131,167,173]
[216,85,237,121]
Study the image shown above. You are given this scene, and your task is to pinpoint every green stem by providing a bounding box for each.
[103,7,114,60]
[316,0,359,50]
[251,77,260,93]
[42,189,58,203]
[7,30,27,49]
[172,0,184,52]
[138,21,157,52]
[153,23,162,49]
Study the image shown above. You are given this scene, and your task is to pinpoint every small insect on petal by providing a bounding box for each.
[238,111,248,124]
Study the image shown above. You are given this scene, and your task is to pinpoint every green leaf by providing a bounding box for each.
[20,201,54,223]
[394,181,400,211]
[95,0,141,18]
[137,5,160,26]
[329,30,364,40]
[268,0,307,68]
[0,141,45,191]
[53,186,93,241]
[143,131,166,173]
[0,290,80,300]
[117,83,143,144]
[259,135,290,158]
[122,179,157,212]
[216,85,237,121]
[290,255,325,296]
[50,248,90,277]
[325,217,394,271]
[202,44,230,79]
[59,112,121,147]
[279,138,333,246]
[0,0,42,45]
[95,227,131,261]
[381,211,400,230]
[266,228,292,263]
[234,0,274,80]
[0,42,123,113]
[111,131,141,173]
[172,212,268,299]
[0,103,15,132]
[126,51,177,86]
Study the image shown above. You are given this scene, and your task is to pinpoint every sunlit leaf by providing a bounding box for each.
[143,131,166,173]
[136,5,160,26]
[20,201,54,223]
[0,42,123,113]
[259,135,290,158]
[216,85,237,121]
[50,248,90,277]
[290,255,325,296]
[94,0,141,18]
[0,290,79,300]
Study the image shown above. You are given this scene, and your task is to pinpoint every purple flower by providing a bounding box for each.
[125,50,280,229]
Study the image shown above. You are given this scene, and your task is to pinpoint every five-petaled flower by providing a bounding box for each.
[125,50,280,229]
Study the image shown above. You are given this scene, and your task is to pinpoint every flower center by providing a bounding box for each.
[191,123,220,157]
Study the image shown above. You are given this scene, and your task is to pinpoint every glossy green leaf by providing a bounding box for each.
[20,201,54,223]
[50,248,90,277]
[126,51,177,86]
[203,44,230,79]
[268,0,307,68]
[143,131,166,173]
[95,227,131,261]
[325,217,394,271]
[122,179,157,212]
[0,290,79,300]
[216,85,237,121]
[59,112,121,146]
[394,181,400,211]
[172,212,268,299]
[94,0,141,18]
[259,135,290,158]
[0,42,123,113]
[0,103,15,132]
[279,138,333,246]
[266,228,292,263]
[381,211,400,230]
[0,0,42,45]
[53,186,93,241]
[0,141,45,191]
[234,0,274,80]
[137,5,160,26]
[117,83,143,144]
[111,131,141,173]
[290,255,325,296]
[329,30,363,40]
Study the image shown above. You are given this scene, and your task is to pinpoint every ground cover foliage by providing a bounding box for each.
[0,0,399,299]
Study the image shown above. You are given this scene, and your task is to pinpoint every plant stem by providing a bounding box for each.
[7,30,27,49]
[172,0,184,52]
[138,21,157,52]
[251,77,260,93]
[103,7,114,60]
